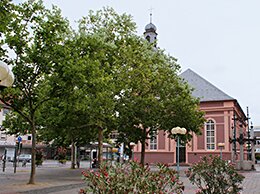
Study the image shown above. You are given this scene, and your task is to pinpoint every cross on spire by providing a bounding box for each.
[148,7,154,23]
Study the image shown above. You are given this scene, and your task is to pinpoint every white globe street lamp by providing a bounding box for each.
[171,127,187,173]
[218,142,225,160]
[0,61,14,88]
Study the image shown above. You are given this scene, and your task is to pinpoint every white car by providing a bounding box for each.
[18,154,32,162]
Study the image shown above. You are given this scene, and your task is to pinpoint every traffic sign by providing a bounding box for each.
[17,136,22,142]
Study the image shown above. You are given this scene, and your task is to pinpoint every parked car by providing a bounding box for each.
[18,154,32,162]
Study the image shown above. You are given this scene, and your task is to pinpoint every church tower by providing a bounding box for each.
[143,12,157,46]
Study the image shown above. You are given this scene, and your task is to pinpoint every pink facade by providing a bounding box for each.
[133,100,247,165]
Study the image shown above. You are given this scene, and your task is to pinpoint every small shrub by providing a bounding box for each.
[81,161,184,194]
[185,155,244,194]
[56,147,67,164]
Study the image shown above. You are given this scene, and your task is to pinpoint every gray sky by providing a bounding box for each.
[39,1,260,125]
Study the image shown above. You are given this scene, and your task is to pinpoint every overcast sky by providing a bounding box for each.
[19,0,260,125]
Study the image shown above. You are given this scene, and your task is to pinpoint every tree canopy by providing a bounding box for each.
[0,0,70,184]
[114,35,205,165]
[1,0,205,178]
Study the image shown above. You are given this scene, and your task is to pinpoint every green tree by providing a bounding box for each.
[38,94,98,168]
[114,36,205,165]
[160,80,205,141]
[36,29,117,166]
[28,7,132,168]
[68,7,137,165]
[0,0,70,184]
[0,0,14,57]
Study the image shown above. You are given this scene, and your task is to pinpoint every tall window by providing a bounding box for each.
[206,120,215,150]
[150,131,157,150]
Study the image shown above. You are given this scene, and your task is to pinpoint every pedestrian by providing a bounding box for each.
[76,158,80,168]
[22,159,27,167]
[2,154,6,163]
[92,158,98,168]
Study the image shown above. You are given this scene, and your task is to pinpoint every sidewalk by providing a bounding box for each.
[0,160,260,194]
[0,160,86,194]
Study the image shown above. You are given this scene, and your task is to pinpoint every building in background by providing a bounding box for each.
[0,103,41,161]
[132,20,249,166]
[133,68,248,165]
[253,126,260,163]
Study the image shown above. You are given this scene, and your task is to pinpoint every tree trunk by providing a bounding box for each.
[128,143,133,161]
[98,127,103,166]
[28,121,36,184]
[140,137,146,166]
[71,141,76,169]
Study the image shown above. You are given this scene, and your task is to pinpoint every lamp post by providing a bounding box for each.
[0,60,14,172]
[129,142,135,161]
[171,127,186,173]
[246,107,251,160]
[218,143,225,160]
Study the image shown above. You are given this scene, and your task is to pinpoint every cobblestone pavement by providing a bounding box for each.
[0,160,260,194]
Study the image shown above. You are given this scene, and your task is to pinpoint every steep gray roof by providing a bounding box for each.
[180,69,234,102]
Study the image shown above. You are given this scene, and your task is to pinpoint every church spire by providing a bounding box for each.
[144,8,157,45]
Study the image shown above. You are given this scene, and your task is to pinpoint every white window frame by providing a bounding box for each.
[205,119,215,150]
[150,130,158,150]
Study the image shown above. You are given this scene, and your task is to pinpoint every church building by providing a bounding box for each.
[133,20,248,165]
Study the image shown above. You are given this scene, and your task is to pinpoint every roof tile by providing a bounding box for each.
[180,69,234,102]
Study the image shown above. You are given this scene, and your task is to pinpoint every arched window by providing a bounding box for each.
[146,35,151,42]
[206,120,215,150]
